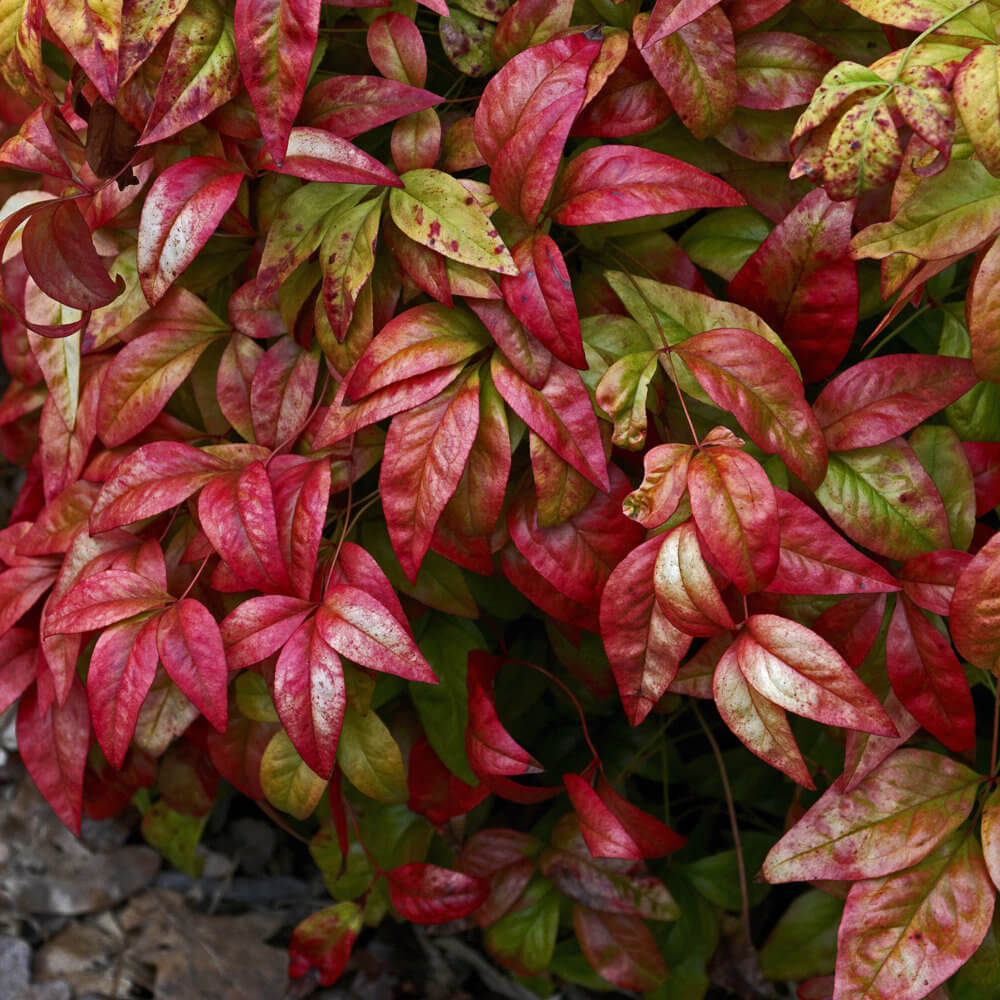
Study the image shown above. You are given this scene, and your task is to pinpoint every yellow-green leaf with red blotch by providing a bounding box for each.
[833,831,994,1000]
[967,234,1000,381]
[895,64,954,173]
[822,93,901,200]
[762,748,983,883]
[791,62,888,151]
[816,439,952,560]
[389,168,516,275]
[595,351,659,451]
[44,0,121,103]
[139,0,240,145]
[634,7,737,140]
[118,0,187,87]
[909,424,976,551]
[320,195,383,343]
[840,0,995,41]
[337,705,408,803]
[851,159,1000,261]
[956,45,1000,176]
[260,728,328,820]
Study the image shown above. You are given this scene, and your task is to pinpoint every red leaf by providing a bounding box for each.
[408,737,488,826]
[474,34,601,223]
[600,536,693,726]
[137,157,244,305]
[501,233,584,368]
[714,640,814,787]
[22,200,122,311]
[726,189,856,382]
[653,521,735,637]
[499,542,595,632]
[156,598,228,732]
[491,351,609,491]
[17,677,89,834]
[813,355,978,451]
[88,616,160,769]
[319,585,435,683]
[257,127,402,186]
[843,686,920,792]
[220,594,315,670]
[673,327,827,489]
[270,456,330,601]
[382,372,480,582]
[366,13,427,86]
[46,569,172,635]
[205,714,276,801]
[963,441,1000,516]
[234,0,320,163]
[327,541,409,630]
[288,902,362,986]
[198,461,293,595]
[249,337,319,450]
[274,615,345,779]
[887,595,976,752]
[467,651,543,777]
[688,447,778,595]
[735,32,834,111]
[508,465,644,608]
[738,615,896,735]
[573,907,668,993]
[302,75,440,138]
[0,560,58,638]
[622,443,693,529]
[550,145,743,226]
[0,628,38,715]
[642,0,722,46]
[387,863,489,924]
[766,489,900,596]
[898,549,971,615]
[950,530,1000,672]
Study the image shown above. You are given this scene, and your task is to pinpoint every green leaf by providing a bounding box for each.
[485,876,561,975]
[678,207,773,281]
[389,168,515,273]
[337,705,408,803]
[759,888,843,981]
[950,908,1000,1000]
[141,800,208,878]
[841,0,996,41]
[260,729,328,819]
[815,440,952,560]
[942,307,1000,439]
[234,670,279,722]
[909,424,976,551]
[595,351,660,450]
[411,615,484,784]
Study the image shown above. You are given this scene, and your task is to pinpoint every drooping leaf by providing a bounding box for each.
[234,0,321,163]
[137,157,244,305]
[762,748,983,883]
[387,863,489,924]
[834,832,994,1000]
[260,728,327,819]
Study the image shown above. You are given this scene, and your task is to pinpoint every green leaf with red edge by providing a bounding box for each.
[367,13,427,86]
[672,327,828,490]
[600,536,693,726]
[714,639,814,787]
[17,677,89,834]
[288,901,362,986]
[850,159,1000,262]
[137,157,243,306]
[550,145,744,226]
[634,6,737,140]
[22,200,122,312]
[387,863,489,924]
[45,569,172,635]
[621,443,693,529]
[389,168,515,273]
[687,447,778,595]
[501,233,583,368]
[573,906,668,993]
[319,586,435,683]
[274,616,344,780]
[967,234,1000,382]
[951,530,1000,672]
[138,0,240,144]
[815,439,952,561]
[302,76,440,138]
[726,188,856,383]
[44,0,120,104]
[382,369,480,583]
[834,831,994,1000]
[88,616,160,770]
[767,489,900,596]
[653,520,735,637]
[257,128,402,187]
[473,34,601,223]
[97,294,227,447]
[737,614,896,735]
[234,0,320,163]
[887,594,975,752]
[491,351,609,491]
[813,355,978,451]
[507,465,643,608]
[198,461,293,595]
[735,32,833,111]
[336,704,407,803]
[762,748,983,883]
[466,651,543,779]
[156,598,228,733]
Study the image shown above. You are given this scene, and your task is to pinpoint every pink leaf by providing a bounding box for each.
[288,902,361,986]
[220,594,315,670]
[257,127,402,186]
[573,907,668,993]
[249,337,319,450]
[46,569,172,635]
[301,75,439,137]
[270,456,330,601]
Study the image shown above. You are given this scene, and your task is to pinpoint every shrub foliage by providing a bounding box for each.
[2,0,1000,996]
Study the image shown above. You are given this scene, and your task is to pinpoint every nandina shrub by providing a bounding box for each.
[3,0,1000,996]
